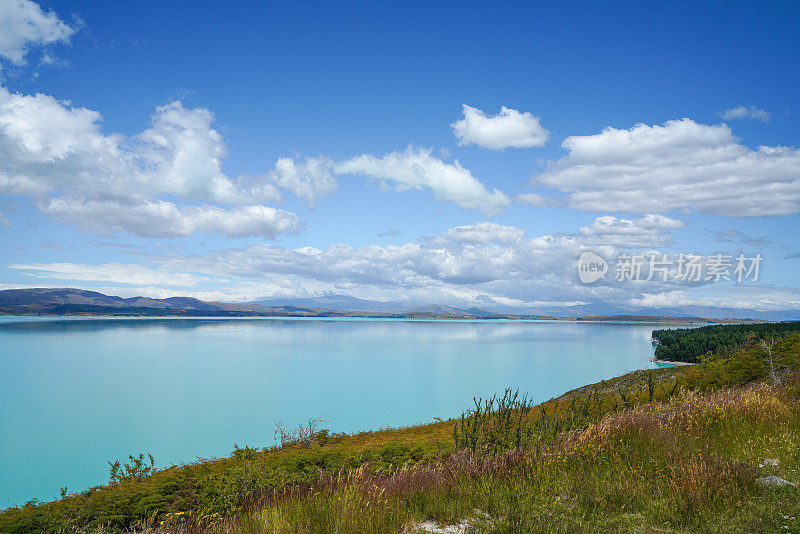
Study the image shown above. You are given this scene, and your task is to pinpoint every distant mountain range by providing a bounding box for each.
[0,288,795,322]
[0,288,355,318]
[252,294,800,321]
[250,295,498,317]
[249,295,413,313]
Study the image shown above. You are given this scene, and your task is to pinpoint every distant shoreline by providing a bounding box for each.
[0,312,762,324]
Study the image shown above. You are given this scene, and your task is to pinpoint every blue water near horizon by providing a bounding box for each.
[0,316,685,508]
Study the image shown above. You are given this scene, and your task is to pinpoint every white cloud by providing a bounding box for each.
[0,92,268,203]
[0,85,303,238]
[578,214,685,248]
[0,0,74,64]
[9,262,217,286]
[451,105,549,150]
[43,199,302,239]
[336,145,510,215]
[530,118,800,217]
[0,86,515,229]
[629,286,800,312]
[719,105,772,122]
[15,214,794,313]
[136,102,239,203]
[439,222,525,245]
[152,214,684,307]
[266,156,337,207]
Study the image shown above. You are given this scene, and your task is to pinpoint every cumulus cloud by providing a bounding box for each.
[529,118,800,217]
[0,85,303,238]
[0,92,267,203]
[719,105,772,122]
[0,0,74,64]
[336,146,510,215]
[266,156,337,207]
[149,214,686,308]
[578,215,685,248]
[0,85,510,233]
[0,85,514,228]
[136,102,240,203]
[43,199,302,239]
[451,105,549,150]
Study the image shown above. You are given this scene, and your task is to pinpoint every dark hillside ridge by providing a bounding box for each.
[0,288,335,317]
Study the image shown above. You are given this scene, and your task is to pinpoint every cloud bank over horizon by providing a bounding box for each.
[10,214,795,314]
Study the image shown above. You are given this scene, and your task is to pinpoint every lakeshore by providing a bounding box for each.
[2,325,798,533]
[0,316,671,509]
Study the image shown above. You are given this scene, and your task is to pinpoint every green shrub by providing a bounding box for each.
[108,453,155,484]
[684,332,800,389]
[453,388,536,454]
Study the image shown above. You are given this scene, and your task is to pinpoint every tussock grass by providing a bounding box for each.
[189,377,799,533]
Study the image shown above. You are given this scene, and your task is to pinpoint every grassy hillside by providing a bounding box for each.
[220,381,800,534]
[2,330,799,533]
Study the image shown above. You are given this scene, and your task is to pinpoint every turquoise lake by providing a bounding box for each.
[0,316,683,508]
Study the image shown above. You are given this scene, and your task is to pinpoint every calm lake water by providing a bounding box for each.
[0,316,682,508]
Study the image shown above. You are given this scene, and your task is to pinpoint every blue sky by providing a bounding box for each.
[0,0,799,312]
